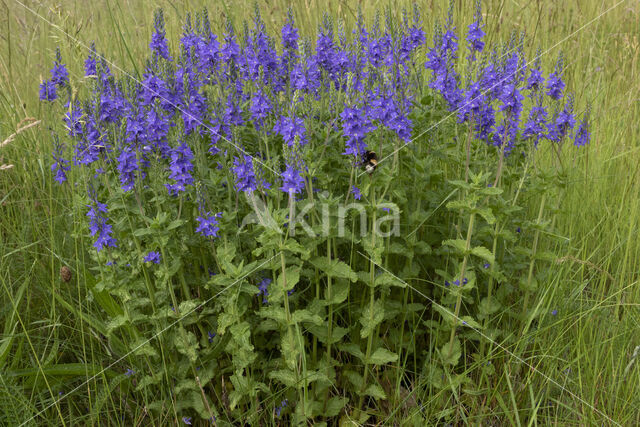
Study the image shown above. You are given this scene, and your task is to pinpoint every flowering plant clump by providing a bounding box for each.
[40,2,590,424]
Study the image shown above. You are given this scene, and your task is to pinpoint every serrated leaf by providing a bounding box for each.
[277,267,300,291]
[340,343,365,361]
[166,219,186,231]
[443,239,468,255]
[363,238,383,265]
[310,257,357,282]
[282,239,310,259]
[414,241,432,254]
[360,299,385,338]
[364,384,387,400]
[132,339,159,358]
[343,370,363,389]
[433,304,455,325]
[471,246,495,263]
[324,280,349,305]
[174,330,199,363]
[519,276,538,292]
[374,273,406,288]
[269,369,297,387]
[479,297,501,316]
[367,348,398,365]
[133,228,153,237]
[440,338,461,366]
[475,207,496,224]
[459,316,483,330]
[259,306,288,324]
[292,309,323,325]
[308,324,348,344]
[324,396,348,417]
[480,186,503,196]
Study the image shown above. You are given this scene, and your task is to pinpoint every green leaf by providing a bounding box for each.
[475,207,496,224]
[479,297,501,317]
[339,343,365,361]
[324,397,348,417]
[364,384,387,400]
[281,239,310,259]
[323,280,349,305]
[519,276,538,292]
[174,330,199,363]
[471,246,495,263]
[459,316,483,330]
[440,338,461,366]
[374,272,406,288]
[277,267,300,292]
[292,309,323,325]
[443,239,468,255]
[433,304,455,325]
[259,306,288,324]
[309,257,357,282]
[363,237,383,265]
[132,227,153,237]
[269,369,297,387]
[360,299,385,339]
[166,219,186,231]
[448,180,473,191]
[308,325,348,345]
[343,370,363,389]
[414,241,432,254]
[367,348,398,365]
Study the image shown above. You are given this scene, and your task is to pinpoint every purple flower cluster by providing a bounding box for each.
[257,278,271,304]
[51,134,70,184]
[86,193,117,252]
[196,211,221,239]
[39,5,592,256]
[144,251,161,264]
[40,48,68,102]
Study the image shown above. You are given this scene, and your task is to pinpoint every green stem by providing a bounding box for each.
[326,238,334,362]
[521,194,546,326]
[449,212,476,350]
[358,189,377,410]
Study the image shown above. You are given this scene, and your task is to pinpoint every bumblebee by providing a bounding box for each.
[361,150,378,174]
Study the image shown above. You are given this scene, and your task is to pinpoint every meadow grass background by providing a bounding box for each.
[0,0,639,425]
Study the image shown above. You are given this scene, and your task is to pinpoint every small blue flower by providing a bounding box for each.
[275,399,288,417]
[144,251,161,264]
[351,186,362,201]
[182,416,192,425]
[196,212,222,239]
[551,309,558,316]
[257,278,271,304]
[483,263,490,269]
[208,331,216,343]
[125,368,135,377]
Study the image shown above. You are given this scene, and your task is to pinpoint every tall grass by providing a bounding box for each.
[1,0,639,424]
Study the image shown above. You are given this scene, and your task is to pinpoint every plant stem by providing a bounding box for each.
[521,194,546,326]
[358,189,377,411]
[326,238,334,362]
[449,212,476,350]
